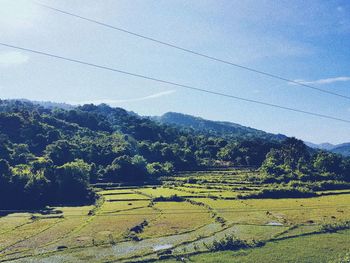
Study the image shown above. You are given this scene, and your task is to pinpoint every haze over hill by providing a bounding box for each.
[305,141,350,157]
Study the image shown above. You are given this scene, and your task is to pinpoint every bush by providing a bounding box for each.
[320,221,350,233]
[208,235,250,251]
[238,187,316,199]
[287,180,350,191]
[130,220,148,234]
[152,194,185,202]
[147,162,174,177]
[104,155,148,183]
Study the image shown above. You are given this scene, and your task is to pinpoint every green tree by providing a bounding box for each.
[55,159,91,202]
[45,140,78,165]
[24,171,50,206]
[104,155,148,183]
[147,162,174,177]
[313,151,343,174]
[0,159,11,202]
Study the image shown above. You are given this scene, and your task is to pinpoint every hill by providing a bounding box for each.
[155,112,286,141]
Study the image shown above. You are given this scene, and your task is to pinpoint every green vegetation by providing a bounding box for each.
[1,100,350,262]
[320,220,350,233]
[238,186,316,199]
[157,112,286,141]
[1,100,349,209]
[0,100,278,209]
[206,235,252,251]
[152,195,185,202]
[259,137,350,183]
[0,170,349,262]
[161,229,350,263]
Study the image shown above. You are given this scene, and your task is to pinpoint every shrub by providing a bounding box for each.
[152,194,185,202]
[130,220,149,233]
[320,221,350,233]
[147,162,174,177]
[238,187,316,199]
[208,235,250,251]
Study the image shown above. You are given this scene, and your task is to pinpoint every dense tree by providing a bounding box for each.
[0,159,11,178]
[45,140,78,165]
[0,113,23,140]
[313,151,343,174]
[55,159,92,203]
[280,138,310,170]
[260,138,350,183]
[147,162,174,177]
[104,155,148,183]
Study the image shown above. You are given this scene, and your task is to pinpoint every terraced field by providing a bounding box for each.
[0,170,349,262]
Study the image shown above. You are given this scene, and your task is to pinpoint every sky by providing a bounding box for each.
[0,0,349,144]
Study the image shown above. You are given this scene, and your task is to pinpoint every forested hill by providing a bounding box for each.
[0,99,349,209]
[155,112,286,141]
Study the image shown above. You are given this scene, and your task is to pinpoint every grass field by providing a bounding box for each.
[0,170,349,262]
[162,229,350,263]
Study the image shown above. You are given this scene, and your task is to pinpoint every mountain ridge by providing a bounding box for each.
[154,111,287,142]
[305,141,350,157]
[5,99,350,156]
[156,112,350,157]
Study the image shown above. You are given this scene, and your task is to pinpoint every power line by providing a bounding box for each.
[36,2,350,101]
[1,42,350,124]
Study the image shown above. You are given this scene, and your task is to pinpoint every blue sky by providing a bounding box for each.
[0,0,349,144]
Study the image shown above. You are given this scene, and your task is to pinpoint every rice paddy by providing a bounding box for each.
[0,169,349,262]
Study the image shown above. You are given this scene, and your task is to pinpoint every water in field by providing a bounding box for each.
[8,222,222,262]
[153,244,172,251]
[173,224,289,254]
[110,222,221,257]
[267,221,284,226]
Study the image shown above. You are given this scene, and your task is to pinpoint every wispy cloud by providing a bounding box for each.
[292,77,350,85]
[0,51,29,67]
[71,90,176,105]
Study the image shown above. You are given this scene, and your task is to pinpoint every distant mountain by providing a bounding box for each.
[155,112,287,141]
[331,143,350,157]
[305,141,350,157]
[304,142,335,151]
[318,143,337,150]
